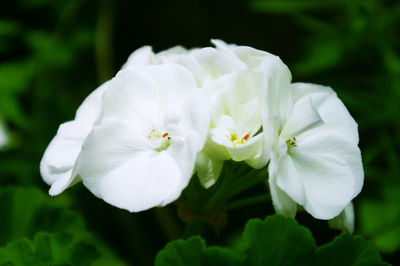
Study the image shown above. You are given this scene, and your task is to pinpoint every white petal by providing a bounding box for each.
[297,131,364,199]
[104,64,200,133]
[76,117,150,181]
[268,158,297,217]
[233,99,262,136]
[74,82,108,127]
[121,46,155,70]
[42,122,84,173]
[245,152,269,169]
[211,115,236,147]
[103,69,159,126]
[288,133,362,219]
[280,96,323,139]
[226,133,264,162]
[262,56,292,126]
[275,154,306,205]
[158,54,207,87]
[212,39,275,68]
[328,202,355,233]
[89,150,183,212]
[247,105,275,169]
[228,70,265,135]
[203,134,231,161]
[40,123,83,194]
[167,131,201,188]
[196,151,223,189]
[191,47,247,78]
[291,83,359,145]
[156,45,189,58]
[40,82,108,195]
[144,64,199,112]
[171,85,211,152]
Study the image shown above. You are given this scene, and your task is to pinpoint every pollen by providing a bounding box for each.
[162,133,169,138]
[244,134,250,141]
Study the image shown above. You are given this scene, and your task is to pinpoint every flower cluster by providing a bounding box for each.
[40,40,363,225]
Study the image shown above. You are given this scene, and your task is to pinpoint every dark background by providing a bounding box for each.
[0,0,399,265]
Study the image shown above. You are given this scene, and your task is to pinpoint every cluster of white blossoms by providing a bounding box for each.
[40,40,363,228]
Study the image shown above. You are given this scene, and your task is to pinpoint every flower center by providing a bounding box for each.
[148,129,171,151]
[286,137,297,148]
[230,133,250,148]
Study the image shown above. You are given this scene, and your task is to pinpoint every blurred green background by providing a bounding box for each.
[0,0,399,265]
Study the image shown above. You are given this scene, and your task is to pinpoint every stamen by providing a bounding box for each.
[230,133,238,142]
[230,133,251,148]
[148,129,172,151]
[286,137,297,148]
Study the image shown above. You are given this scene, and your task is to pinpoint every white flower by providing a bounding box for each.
[40,82,109,195]
[73,64,210,212]
[194,40,293,188]
[267,83,364,219]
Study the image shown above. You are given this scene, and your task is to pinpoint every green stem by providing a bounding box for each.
[201,165,267,213]
[201,168,232,213]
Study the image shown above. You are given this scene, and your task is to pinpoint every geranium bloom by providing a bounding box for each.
[266,82,363,219]
[40,40,363,218]
[73,64,210,212]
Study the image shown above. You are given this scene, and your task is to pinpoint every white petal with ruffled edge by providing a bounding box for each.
[40,82,108,195]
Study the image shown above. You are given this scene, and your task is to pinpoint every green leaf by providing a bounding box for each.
[0,187,126,266]
[155,236,241,266]
[155,215,389,266]
[315,233,390,266]
[0,232,100,266]
[0,187,84,245]
[243,215,316,266]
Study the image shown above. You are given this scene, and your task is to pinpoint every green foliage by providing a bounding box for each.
[315,234,388,266]
[156,215,389,266]
[0,232,99,266]
[0,187,83,245]
[155,236,241,266]
[0,187,126,266]
[243,216,315,265]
